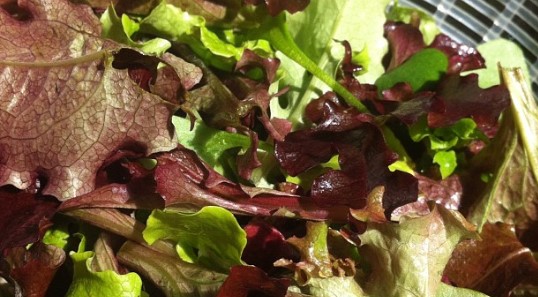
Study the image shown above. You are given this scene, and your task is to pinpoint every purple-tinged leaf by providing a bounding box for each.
[430,34,485,74]
[428,73,510,137]
[0,188,59,251]
[0,0,179,200]
[444,223,538,297]
[154,149,350,221]
[3,242,65,297]
[242,220,299,272]
[217,265,290,297]
[384,21,425,70]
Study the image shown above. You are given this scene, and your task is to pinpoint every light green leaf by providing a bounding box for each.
[436,283,489,297]
[42,224,70,250]
[375,48,448,92]
[467,39,531,88]
[143,206,247,273]
[359,204,477,297]
[306,276,367,297]
[270,0,391,126]
[433,150,457,179]
[100,5,170,55]
[66,251,143,297]
[118,241,226,297]
[468,67,538,231]
[172,115,273,176]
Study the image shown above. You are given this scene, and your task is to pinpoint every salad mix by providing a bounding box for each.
[0,0,537,296]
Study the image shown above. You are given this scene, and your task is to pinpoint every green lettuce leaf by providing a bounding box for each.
[359,204,477,297]
[375,48,448,92]
[467,68,538,231]
[133,1,271,70]
[143,206,247,273]
[409,117,486,178]
[66,250,144,297]
[270,0,391,126]
[172,116,272,173]
[118,241,226,297]
[100,5,171,55]
[42,224,70,250]
[467,39,531,89]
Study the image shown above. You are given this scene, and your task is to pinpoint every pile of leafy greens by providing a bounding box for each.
[1,0,537,296]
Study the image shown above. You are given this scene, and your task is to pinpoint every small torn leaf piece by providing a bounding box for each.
[217,265,290,297]
[375,48,448,93]
[392,174,462,220]
[0,0,179,200]
[359,203,477,297]
[286,221,333,282]
[444,223,538,297]
[118,241,226,297]
[0,188,59,251]
[142,206,247,273]
[4,242,66,297]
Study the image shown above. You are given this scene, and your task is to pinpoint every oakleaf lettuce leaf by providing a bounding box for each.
[0,0,178,200]
[359,203,477,297]
[143,206,247,273]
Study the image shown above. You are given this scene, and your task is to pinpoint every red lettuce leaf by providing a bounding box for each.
[216,265,290,297]
[3,242,65,297]
[384,21,485,74]
[0,0,179,200]
[242,219,299,272]
[392,174,462,219]
[154,149,350,221]
[430,34,485,74]
[444,223,538,297]
[384,21,425,71]
[428,73,510,137]
[0,188,59,251]
[58,161,164,211]
[275,94,418,214]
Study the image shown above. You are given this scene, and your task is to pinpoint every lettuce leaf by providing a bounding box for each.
[359,204,477,297]
[270,0,391,126]
[0,0,179,200]
[467,68,538,231]
[66,250,144,297]
[143,206,247,273]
